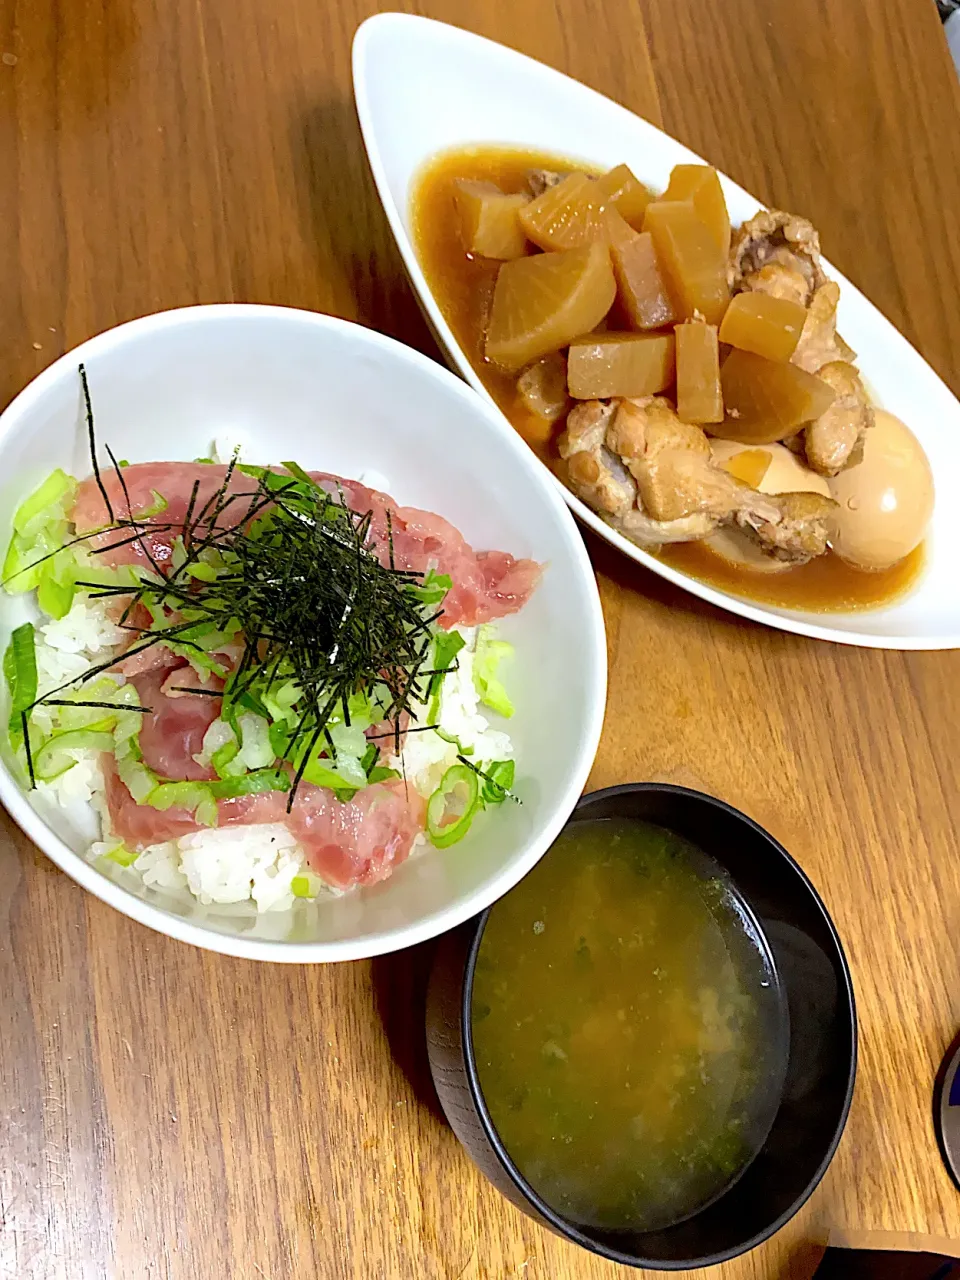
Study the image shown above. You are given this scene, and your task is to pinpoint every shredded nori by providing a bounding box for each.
[18,368,449,803]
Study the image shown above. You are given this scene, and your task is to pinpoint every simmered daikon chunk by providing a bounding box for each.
[594,164,652,229]
[718,292,807,362]
[643,200,730,324]
[517,352,569,421]
[454,180,530,260]
[518,173,606,251]
[675,321,722,423]
[567,332,675,399]
[662,165,731,255]
[713,348,837,443]
[602,207,641,249]
[611,232,677,330]
[486,242,617,371]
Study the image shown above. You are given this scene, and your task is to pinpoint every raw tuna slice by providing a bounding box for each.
[72,462,541,626]
[128,660,221,782]
[104,761,425,890]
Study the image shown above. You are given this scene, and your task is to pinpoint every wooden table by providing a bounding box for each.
[2,2,960,1277]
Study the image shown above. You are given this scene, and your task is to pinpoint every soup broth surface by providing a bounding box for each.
[471,818,787,1233]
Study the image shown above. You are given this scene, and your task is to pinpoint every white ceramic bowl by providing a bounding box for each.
[353,13,960,650]
[0,305,606,961]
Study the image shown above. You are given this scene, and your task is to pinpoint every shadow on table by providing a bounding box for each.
[370,938,447,1125]
[290,96,440,356]
[778,1241,826,1279]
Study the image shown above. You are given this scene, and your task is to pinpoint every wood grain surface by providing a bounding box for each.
[2,2,960,1277]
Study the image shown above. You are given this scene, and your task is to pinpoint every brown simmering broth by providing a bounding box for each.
[411,145,926,613]
[470,818,788,1235]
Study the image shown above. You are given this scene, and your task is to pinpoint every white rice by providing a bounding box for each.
[34,595,512,913]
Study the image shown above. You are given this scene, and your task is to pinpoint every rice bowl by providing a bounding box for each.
[0,305,606,961]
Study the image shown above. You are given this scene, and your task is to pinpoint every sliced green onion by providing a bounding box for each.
[478,759,515,806]
[473,628,515,719]
[262,679,302,726]
[3,524,63,593]
[328,720,367,762]
[238,713,274,770]
[77,563,140,591]
[291,874,313,898]
[280,460,319,489]
[184,560,220,582]
[301,755,357,792]
[209,768,290,799]
[428,629,466,721]
[211,740,242,779]
[33,729,114,781]
[426,764,480,849]
[37,554,76,620]
[269,719,291,760]
[195,797,218,827]
[368,764,400,784]
[133,489,168,520]
[147,781,213,812]
[12,469,76,537]
[413,568,453,606]
[116,753,157,803]
[114,708,143,746]
[4,623,37,742]
[101,842,139,867]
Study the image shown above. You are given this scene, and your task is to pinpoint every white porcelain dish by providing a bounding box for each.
[0,305,606,961]
[353,13,960,650]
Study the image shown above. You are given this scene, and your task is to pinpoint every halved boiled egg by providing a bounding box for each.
[828,410,933,571]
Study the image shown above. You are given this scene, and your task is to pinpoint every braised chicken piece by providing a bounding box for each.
[526,168,565,197]
[736,491,835,563]
[791,282,856,373]
[558,400,636,518]
[619,507,720,545]
[559,396,836,561]
[803,361,873,476]
[608,398,740,522]
[728,210,827,306]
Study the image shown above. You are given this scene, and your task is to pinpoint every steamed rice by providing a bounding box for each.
[37,594,513,913]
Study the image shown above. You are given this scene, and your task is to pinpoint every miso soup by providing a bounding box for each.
[470,818,788,1233]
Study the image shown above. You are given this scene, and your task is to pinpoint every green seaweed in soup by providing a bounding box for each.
[470,818,787,1234]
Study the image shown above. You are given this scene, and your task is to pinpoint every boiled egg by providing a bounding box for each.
[828,410,933,571]
[706,441,831,573]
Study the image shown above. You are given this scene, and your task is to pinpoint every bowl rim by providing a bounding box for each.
[352,11,960,652]
[455,782,858,1269]
[0,302,608,962]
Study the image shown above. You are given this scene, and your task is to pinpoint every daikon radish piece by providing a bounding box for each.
[643,199,730,324]
[567,332,675,399]
[662,165,731,255]
[675,321,723,423]
[453,180,530,260]
[611,232,677,331]
[719,291,807,362]
[594,163,652,229]
[486,242,617,371]
[711,348,837,443]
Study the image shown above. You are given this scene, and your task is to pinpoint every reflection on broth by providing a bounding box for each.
[471,819,788,1234]
[412,145,932,612]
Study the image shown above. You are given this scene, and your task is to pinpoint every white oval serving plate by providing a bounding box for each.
[353,12,960,650]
